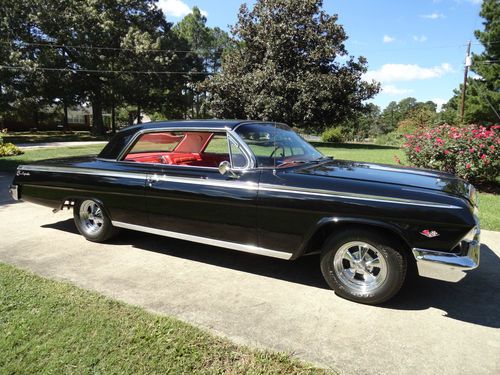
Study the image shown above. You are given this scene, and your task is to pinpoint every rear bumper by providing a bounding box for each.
[412,227,480,282]
[9,185,19,201]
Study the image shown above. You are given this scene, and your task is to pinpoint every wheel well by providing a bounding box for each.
[60,197,112,219]
[302,222,412,258]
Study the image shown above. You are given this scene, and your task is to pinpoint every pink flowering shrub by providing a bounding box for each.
[402,124,500,183]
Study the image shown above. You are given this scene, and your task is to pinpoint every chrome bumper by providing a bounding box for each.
[412,228,480,282]
[9,185,19,201]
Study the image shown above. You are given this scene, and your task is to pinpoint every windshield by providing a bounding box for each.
[235,123,324,168]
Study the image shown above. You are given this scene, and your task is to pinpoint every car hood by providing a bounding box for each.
[294,159,472,201]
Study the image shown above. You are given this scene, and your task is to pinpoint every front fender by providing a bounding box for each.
[292,216,411,260]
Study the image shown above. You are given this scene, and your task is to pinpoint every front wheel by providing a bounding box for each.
[74,199,118,242]
[320,230,407,304]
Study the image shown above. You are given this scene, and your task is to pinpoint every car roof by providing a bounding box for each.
[98,119,274,159]
[119,119,268,133]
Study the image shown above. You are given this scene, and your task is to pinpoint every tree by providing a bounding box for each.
[472,0,499,104]
[340,103,381,140]
[442,0,499,124]
[174,7,232,118]
[397,106,437,133]
[379,97,418,133]
[2,0,194,134]
[204,0,379,129]
[378,97,439,134]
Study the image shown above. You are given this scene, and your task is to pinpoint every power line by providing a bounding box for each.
[0,65,214,75]
[5,40,500,54]
[0,40,223,55]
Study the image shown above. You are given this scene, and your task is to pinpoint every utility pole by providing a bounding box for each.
[460,41,472,123]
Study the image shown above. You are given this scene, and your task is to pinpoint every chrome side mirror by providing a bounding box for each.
[218,161,238,178]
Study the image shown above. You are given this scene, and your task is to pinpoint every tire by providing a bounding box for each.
[73,199,118,242]
[320,229,407,305]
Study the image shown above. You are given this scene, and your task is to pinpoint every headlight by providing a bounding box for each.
[468,184,479,207]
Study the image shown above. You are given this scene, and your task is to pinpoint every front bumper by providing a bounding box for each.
[412,226,480,282]
[9,185,19,201]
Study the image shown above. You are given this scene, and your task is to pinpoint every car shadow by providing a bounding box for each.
[43,219,500,328]
[383,243,500,328]
[42,219,329,290]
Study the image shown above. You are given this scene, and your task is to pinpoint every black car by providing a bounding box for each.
[9,120,480,304]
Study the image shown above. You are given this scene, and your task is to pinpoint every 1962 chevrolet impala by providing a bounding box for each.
[9,120,480,304]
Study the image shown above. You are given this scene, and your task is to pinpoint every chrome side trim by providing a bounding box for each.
[259,184,462,209]
[111,221,292,260]
[148,173,258,190]
[9,185,19,200]
[18,165,462,208]
[18,165,146,180]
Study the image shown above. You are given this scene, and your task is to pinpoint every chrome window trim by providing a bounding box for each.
[227,131,254,169]
[115,127,255,171]
[116,160,221,171]
[112,221,292,260]
[116,126,231,161]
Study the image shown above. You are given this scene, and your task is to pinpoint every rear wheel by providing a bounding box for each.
[74,199,117,242]
[320,229,407,304]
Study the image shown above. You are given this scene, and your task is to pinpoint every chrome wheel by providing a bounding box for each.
[333,241,388,293]
[79,200,104,235]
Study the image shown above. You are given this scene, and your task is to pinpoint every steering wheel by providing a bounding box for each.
[269,145,285,159]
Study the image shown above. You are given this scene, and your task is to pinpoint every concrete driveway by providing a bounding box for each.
[1,171,499,375]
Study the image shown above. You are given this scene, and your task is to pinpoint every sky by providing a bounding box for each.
[156,0,486,111]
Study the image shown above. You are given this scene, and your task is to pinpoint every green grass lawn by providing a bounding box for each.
[0,144,105,171]
[0,141,498,230]
[0,263,328,374]
[313,142,406,165]
[3,131,110,144]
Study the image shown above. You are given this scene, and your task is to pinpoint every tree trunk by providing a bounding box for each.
[136,104,142,124]
[91,99,104,135]
[111,99,116,134]
[33,109,39,128]
[63,100,69,131]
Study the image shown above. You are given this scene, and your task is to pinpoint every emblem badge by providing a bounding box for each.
[420,229,440,238]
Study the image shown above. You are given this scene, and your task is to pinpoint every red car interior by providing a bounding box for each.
[124,131,230,167]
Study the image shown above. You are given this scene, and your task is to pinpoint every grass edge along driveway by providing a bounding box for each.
[0,263,331,374]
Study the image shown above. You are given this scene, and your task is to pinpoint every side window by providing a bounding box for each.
[229,138,248,169]
[203,134,230,155]
[128,132,183,154]
[123,130,249,168]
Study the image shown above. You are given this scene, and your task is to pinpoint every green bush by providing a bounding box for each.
[403,124,499,183]
[374,131,404,146]
[0,141,23,157]
[321,127,344,143]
